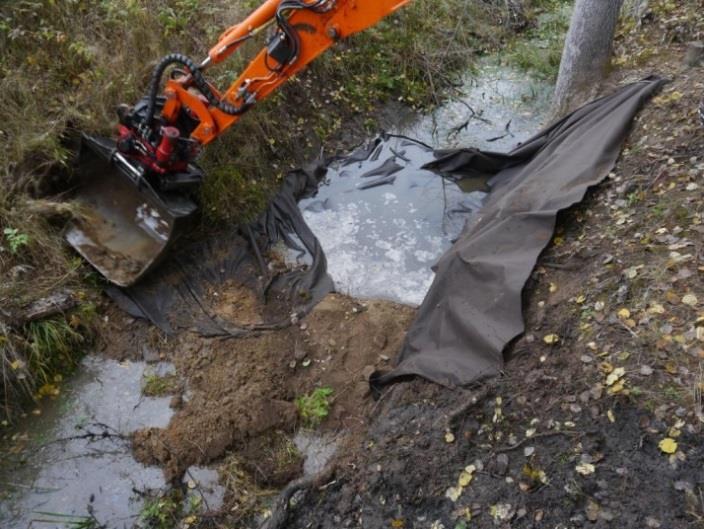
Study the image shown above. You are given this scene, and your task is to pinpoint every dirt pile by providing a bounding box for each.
[124,291,414,489]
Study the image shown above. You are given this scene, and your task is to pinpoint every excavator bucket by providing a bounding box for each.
[66,135,198,287]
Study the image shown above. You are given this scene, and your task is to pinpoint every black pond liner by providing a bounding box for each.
[109,76,666,389]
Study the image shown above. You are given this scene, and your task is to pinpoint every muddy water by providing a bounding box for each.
[300,62,552,305]
[0,358,221,528]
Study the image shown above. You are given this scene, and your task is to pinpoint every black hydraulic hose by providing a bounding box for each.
[142,53,251,134]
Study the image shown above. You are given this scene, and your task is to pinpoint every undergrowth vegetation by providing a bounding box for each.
[502,0,572,80]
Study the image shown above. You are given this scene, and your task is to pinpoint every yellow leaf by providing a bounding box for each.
[606,367,625,386]
[658,438,678,454]
[607,409,616,423]
[664,361,678,375]
[549,283,558,293]
[608,380,625,394]
[444,431,455,444]
[575,462,595,475]
[575,295,586,304]
[543,334,559,345]
[600,362,614,374]
[391,519,406,529]
[10,360,25,371]
[682,294,698,307]
[617,308,631,319]
[445,486,462,502]
[648,303,666,315]
[458,470,473,487]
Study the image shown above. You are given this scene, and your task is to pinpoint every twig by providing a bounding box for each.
[494,430,581,454]
[259,464,336,529]
[444,385,493,431]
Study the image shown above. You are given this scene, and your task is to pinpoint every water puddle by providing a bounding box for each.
[396,61,553,151]
[293,431,338,477]
[301,63,552,305]
[0,357,201,528]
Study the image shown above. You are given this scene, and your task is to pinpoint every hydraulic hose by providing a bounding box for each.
[143,53,251,134]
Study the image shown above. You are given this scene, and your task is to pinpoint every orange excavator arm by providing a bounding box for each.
[69,0,412,287]
[156,0,410,146]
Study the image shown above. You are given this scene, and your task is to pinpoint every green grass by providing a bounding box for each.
[139,493,182,529]
[142,373,179,397]
[296,386,334,427]
[503,0,573,80]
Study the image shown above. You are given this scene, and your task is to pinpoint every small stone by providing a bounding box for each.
[640,365,654,376]
[684,41,704,67]
[674,480,694,492]
[496,453,509,475]
[523,446,535,457]
[645,516,662,528]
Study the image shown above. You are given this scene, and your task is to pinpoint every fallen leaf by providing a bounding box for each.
[445,486,462,502]
[575,462,596,476]
[543,334,559,345]
[658,437,678,454]
[10,360,24,370]
[606,367,625,386]
[458,470,473,487]
[549,282,558,293]
[617,308,631,320]
[445,432,456,444]
[607,409,616,423]
[648,303,666,315]
[682,294,698,307]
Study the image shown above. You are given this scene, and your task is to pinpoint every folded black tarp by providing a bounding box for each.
[372,76,666,388]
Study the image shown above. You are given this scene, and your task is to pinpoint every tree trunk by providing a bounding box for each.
[552,0,624,116]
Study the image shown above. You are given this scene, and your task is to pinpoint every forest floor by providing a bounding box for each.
[2,1,704,529]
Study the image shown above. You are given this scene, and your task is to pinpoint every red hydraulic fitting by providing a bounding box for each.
[155,126,180,167]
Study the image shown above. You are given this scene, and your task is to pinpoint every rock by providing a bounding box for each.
[645,516,661,528]
[294,342,307,360]
[496,453,509,475]
[141,344,160,363]
[684,41,704,67]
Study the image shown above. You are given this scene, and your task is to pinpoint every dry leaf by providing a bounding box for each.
[575,462,596,476]
[543,334,559,345]
[606,367,625,386]
[658,438,678,454]
[682,294,698,307]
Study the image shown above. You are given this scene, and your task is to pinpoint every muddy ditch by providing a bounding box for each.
[0,62,553,528]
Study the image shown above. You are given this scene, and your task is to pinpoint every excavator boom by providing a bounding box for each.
[68,0,409,286]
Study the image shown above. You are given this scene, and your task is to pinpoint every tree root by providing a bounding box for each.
[259,463,336,529]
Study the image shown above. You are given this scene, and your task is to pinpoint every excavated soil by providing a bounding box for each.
[102,289,415,488]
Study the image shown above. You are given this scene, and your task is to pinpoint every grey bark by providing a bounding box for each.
[552,0,625,116]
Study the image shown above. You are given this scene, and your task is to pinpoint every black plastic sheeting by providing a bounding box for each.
[372,76,666,388]
[107,161,333,336]
[111,76,664,389]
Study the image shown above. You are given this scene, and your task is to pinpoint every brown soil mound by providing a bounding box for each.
[129,292,415,482]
